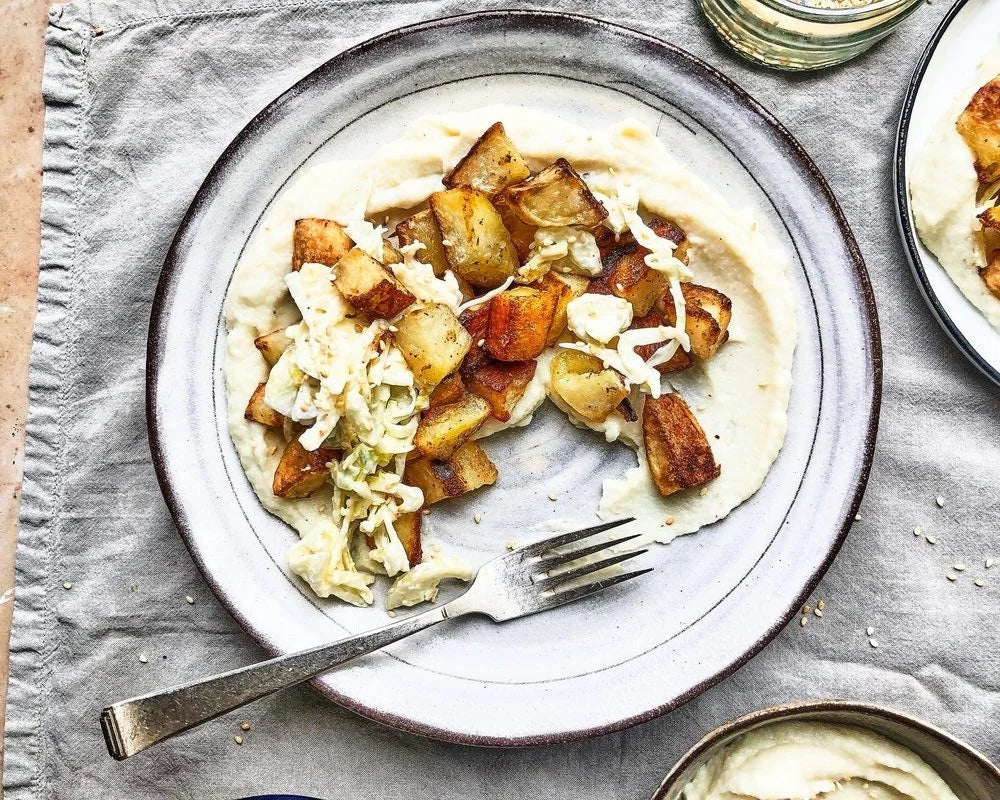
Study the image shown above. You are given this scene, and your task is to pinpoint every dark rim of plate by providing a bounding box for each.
[147,9,882,747]
[893,0,1000,387]
[651,699,1000,798]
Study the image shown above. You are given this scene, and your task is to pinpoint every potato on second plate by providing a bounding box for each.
[429,188,519,288]
[443,122,531,195]
[272,439,337,499]
[394,303,472,386]
[333,248,415,319]
[642,393,719,497]
[485,286,557,361]
[292,218,353,270]
[550,350,628,423]
[413,393,491,460]
[403,440,499,506]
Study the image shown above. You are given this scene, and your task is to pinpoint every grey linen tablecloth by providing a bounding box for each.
[7,0,999,797]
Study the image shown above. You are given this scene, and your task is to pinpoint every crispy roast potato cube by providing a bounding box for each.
[458,302,493,375]
[254,328,292,366]
[272,439,337,499]
[605,249,669,316]
[443,122,531,195]
[403,440,498,506]
[550,350,628,423]
[333,247,415,319]
[497,159,608,229]
[381,240,404,265]
[394,303,472,386]
[429,372,466,408]
[492,192,537,262]
[642,393,719,497]
[630,312,693,374]
[395,511,422,567]
[395,210,451,277]
[649,218,690,265]
[245,382,284,427]
[292,218,353,271]
[485,286,558,361]
[429,188,519,289]
[538,272,589,346]
[957,77,1000,183]
[413,394,491,460]
[464,359,536,422]
[980,206,1000,231]
[980,250,1000,299]
[662,283,733,360]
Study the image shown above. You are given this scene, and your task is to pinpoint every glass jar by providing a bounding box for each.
[698,0,925,71]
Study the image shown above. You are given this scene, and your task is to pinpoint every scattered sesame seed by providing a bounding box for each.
[62,581,73,590]
[953,563,966,572]
[505,539,518,551]
[473,513,482,524]
[869,639,879,648]
[477,338,485,347]
[935,496,945,508]
[913,526,922,536]
[926,535,937,544]
[234,735,244,745]
[138,653,148,664]
[973,578,985,587]
[548,493,558,501]
[866,626,875,636]
[946,573,958,582]
[185,595,194,604]
[422,509,431,515]
[387,610,396,617]
[986,557,994,569]
[800,616,808,627]
[802,604,811,615]
[817,599,825,610]
[699,487,708,497]
[665,516,675,526]
[854,513,861,522]
[814,609,823,618]
[696,405,706,412]
[240,722,251,732]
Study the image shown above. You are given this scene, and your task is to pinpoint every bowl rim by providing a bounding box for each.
[750,0,922,24]
[651,699,1000,798]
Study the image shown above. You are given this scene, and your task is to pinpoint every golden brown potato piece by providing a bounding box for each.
[254,328,292,366]
[649,218,690,265]
[395,209,451,277]
[492,192,538,262]
[403,441,499,506]
[595,218,690,267]
[272,439,337,499]
[980,250,1000,299]
[538,272,589,346]
[394,303,472,386]
[485,286,558,361]
[604,249,669,317]
[957,77,1000,184]
[980,206,1000,231]
[413,394,491,460]
[428,372,466,408]
[333,248,415,319]
[429,188,519,288]
[245,382,284,427]
[550,350,628,423]
[497,159,608,228]
[464,359,537,422]
[458,302,493,374]
[395,512,422,566]
[662,283,733,360]
[292,218,353,271]
[443,122,531,195]
[629,312,693,374]
[642,393,719,497]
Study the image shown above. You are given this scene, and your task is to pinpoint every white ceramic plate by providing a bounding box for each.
[148,11,881,745]
[895,0,1000,385]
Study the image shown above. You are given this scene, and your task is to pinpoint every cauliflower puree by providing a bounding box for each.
[223,107,797,605]
[682,721,961,800]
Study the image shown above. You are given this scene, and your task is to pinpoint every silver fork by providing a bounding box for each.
[100,517,648,759]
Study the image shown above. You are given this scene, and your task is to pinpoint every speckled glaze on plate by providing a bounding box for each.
[895,0,1000,386]
[147,11,881,745]
[652,700,1000,799]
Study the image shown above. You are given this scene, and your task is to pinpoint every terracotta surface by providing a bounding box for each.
[0,0,50,779]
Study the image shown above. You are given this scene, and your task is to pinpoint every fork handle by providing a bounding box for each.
[100,604,452,759]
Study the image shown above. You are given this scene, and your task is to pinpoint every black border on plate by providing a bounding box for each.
[894,0,1000,387]
[147,10,883,747]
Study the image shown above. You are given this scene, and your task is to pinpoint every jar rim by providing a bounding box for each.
[752,0,922,22]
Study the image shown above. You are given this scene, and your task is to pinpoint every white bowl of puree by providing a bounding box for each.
[652,700,1000,800]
